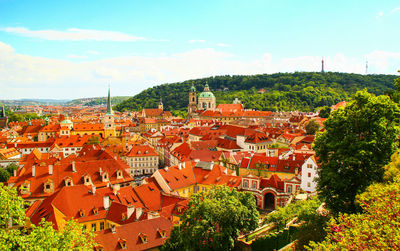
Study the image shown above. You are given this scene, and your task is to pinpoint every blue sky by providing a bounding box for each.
[0,0,399,99]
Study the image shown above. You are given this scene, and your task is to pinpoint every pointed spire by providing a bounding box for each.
[190,82,196,92]
[106,85,113,115]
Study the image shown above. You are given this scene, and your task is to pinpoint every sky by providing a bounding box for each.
[0,0,399,99]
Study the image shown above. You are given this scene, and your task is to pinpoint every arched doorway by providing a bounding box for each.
[264,193,275,210]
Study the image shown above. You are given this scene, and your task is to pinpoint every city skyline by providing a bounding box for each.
[1,0,400,99]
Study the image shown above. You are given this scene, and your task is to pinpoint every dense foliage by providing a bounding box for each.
[0,184,96,250]
[313,90,400,215]
[308,175,400,250]
[116,72,397,113]
[161,185,259,251]
[305,119,320,135]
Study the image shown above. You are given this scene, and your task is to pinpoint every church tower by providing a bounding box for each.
[188,83,197,118]
[103,87,116,138]
[158,97,164,110]
[0,105,8,129]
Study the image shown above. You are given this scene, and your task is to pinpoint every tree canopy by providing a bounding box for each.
[115,72,397,113]
[305,119,320,135]
[0,184,96,250]
[308,175,400,250]
[161,185,259,251]
[313,90,400,214]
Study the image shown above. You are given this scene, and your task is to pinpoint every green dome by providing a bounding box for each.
[61,119,73,124]
[198,91,215,98]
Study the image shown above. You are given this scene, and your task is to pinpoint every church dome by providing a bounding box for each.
[198,83,215,98]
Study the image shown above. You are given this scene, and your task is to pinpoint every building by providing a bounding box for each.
[0,105,8,129]
[124,145,159,177]
[188,83,198,118]
[197,83,216,111]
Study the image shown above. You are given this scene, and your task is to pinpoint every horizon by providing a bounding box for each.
[1,0,400,99]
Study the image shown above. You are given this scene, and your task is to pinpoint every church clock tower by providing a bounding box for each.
[103,87,116,138]
[188,83,197,118]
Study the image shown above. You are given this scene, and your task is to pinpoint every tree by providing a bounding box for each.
[318,106,331,118]
[305,119,320,135]
[6,163,18,176]
[0,184,96,250]
[0,169,10,183]
[161,185,259,250]
[308,175,400,250]
[313,90,400,214]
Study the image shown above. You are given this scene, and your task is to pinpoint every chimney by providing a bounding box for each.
[127,205,135,219]
[136,207,143,220]
[48,165,53,175]
[103,195,110,210]
[113,184,120,195]
[32,165,35,177]
[99,167,102,175]
[292,154,295,161]
[165,166,169,172]
[92,185,96,195]
[72,161,76,172]
[178,163,182,170]
[111,224,116,233]
[13,169,17,177]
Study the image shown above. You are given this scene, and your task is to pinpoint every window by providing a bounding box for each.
[307,182,311,187]
[252,181,257,189]
[82,225,86,231]
[243,180,249,188]
[307,164,313,169]
[287,185,292,193]
[308,172,311,177]
[91,223,96,231]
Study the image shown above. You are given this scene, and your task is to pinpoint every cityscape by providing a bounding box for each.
[1,1,400,250]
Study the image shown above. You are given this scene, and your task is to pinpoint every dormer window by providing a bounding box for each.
[116,170,123,179]
[64,177,73,187]
[93,207,98,215]
[44,179,54,193]
[243,180,249,188]
[20,181,30,195]
[83,175,91,185]
[118,239,127,249]
[252,181,257,189]
[158,229,167,238]
[79,209,85,217]
[94,246,103,251]
[138,233,148,243]
[102,172,109,182]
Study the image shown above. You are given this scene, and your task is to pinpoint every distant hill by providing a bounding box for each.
[67,96,130,106]
[115,72,397,113]
[0,99,71,106]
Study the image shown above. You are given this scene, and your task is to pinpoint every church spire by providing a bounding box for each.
[106,86,113,115]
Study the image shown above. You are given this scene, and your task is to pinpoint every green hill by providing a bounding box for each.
[68,96,130,106]
[115,72,397,114]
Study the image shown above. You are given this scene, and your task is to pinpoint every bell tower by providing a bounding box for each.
[188,83,197,118]
[103,86,116,138]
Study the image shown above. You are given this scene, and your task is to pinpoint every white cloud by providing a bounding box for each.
[86,50,99,55]
[366,50,400,71]
[1,27,145,41]
[0,41,399,99]
[189,39,206,43]
[67,54,88,59]
[376,11,384,19]
[217,43,230,47]
[391,7,400,13]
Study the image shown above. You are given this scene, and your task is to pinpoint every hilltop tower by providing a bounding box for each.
[366,60,368,75]
[321,57,325,73]
[188,83,197,118]
[103,86,116,138]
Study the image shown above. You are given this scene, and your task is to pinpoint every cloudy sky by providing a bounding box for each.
[1,0,399,99]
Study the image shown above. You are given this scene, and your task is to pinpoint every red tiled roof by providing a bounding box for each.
[126,145,158,157]
[95,217,172,251]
